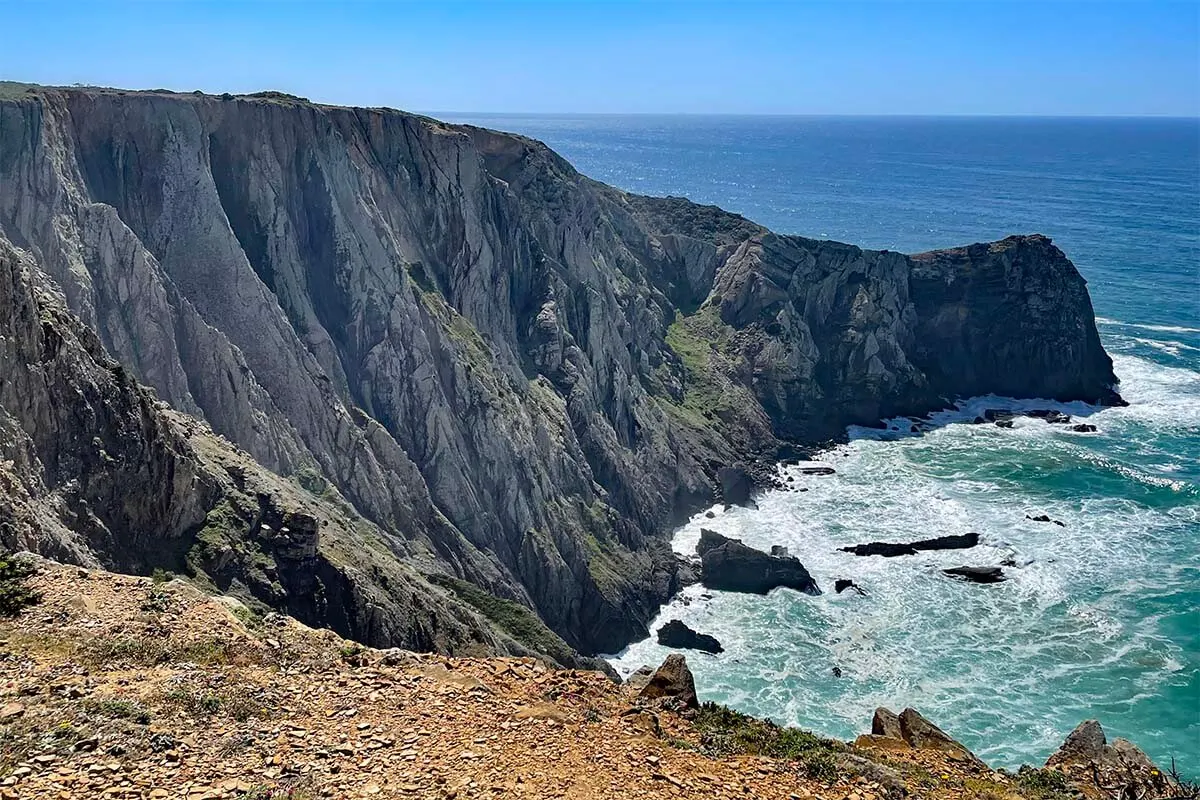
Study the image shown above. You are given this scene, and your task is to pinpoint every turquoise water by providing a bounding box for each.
[445,115,1200,772]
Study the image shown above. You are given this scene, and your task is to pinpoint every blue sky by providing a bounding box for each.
[2,1,1197,115]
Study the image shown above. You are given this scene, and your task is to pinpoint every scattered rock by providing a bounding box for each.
[697,529,820,595]
[637,654,698,709]
[943,566,1006,584]
[840,532,979,558]
[656,620,723,654]
[1026,514,1066,527]
[835,753,909,799]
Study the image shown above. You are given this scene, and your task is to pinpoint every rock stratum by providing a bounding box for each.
[0,83,1120,663]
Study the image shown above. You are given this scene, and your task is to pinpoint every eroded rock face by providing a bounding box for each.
[866,707,984,767]
[0,85,1121,659]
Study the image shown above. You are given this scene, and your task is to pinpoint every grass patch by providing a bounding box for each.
[663,305,742,428]
[85,698,151,725]
[428,574,576,665]
[693,702,842,782]
[1016,767,1073,800]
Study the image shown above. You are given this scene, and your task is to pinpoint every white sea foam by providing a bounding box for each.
[608,350,1199,769]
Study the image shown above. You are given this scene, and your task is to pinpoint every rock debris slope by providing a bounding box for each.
[0,84,1120,660]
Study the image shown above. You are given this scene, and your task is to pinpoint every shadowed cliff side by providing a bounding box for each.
[0,84,1120,659]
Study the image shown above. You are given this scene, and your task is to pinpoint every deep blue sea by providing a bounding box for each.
[442,114,1200,773]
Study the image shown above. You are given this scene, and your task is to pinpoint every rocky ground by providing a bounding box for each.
[0,559,1187,800]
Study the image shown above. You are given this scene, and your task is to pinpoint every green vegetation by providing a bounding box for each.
[690,702,843,782]
[662,305,741,429]
[1016,767,1074,800]
[429,574,576,666]
[0,552,41,617]
[85,698,151,725]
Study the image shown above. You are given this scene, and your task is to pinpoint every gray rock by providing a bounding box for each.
[1047,720,1158,771]
[898,708,985,766]
[656,620,723,654]
[697,529,820,595]
[637,654,699,709]
[943,566,1006,583]
[872,707,904,739]
[718,466,757,509]
[840,532,980,558]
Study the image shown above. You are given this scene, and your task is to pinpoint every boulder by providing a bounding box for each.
[624,665,655,694]
[797,465,836,476]
[840,532,979,558]
[943,566,1006,583]
[1029,409,1072,424]
[835,579,867,596]
[656,620,723,654]
[995,419,1015,428]
[718,466,757,509]
[697,530,820,595]
[872,707,904,739]
[898,708,984,766]
[770,545,790,557]
[1047,720,1158,771]
[1026,514,1066,527]
[1071,423,1097,433]
[637,654,699,709]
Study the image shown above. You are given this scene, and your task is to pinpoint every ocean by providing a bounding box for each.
[440,114,1200,773]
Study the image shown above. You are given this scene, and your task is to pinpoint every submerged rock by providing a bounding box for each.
[697,530,820,595]
[943,566,1006,583]
[796,465,836,476]
[1027,514,1066,527]
[656,620,723,654]
[835,579,867,596]
[637,654,699,709]
[1071,423,1098,433]
[840,532,979,558]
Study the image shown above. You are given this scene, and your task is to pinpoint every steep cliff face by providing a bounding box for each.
[0,85,1120,658]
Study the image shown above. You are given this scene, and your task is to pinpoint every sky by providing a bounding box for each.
[1,0,1197,116]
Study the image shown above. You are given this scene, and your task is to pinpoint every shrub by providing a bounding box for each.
[693,702,842,782]
[0,552,40,617]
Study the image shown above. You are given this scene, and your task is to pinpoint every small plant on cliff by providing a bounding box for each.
[0,552,41,617]
[692,702,842,782]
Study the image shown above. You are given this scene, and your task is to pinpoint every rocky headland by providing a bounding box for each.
[0,83,1123,667]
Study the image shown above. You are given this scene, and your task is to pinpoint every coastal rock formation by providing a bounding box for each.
[637,654,700,708]
[943,566,1006,584]
[0,84,1120,660]
[696,529,820,595]
[657,620,724,654]
[862,707,984,767]
[840,533,980,558]
[1047,720,1157,771]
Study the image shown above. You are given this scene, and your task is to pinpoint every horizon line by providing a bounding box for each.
[429,110,1200,120]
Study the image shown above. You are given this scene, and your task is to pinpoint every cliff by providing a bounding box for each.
[0,84,1120,660]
